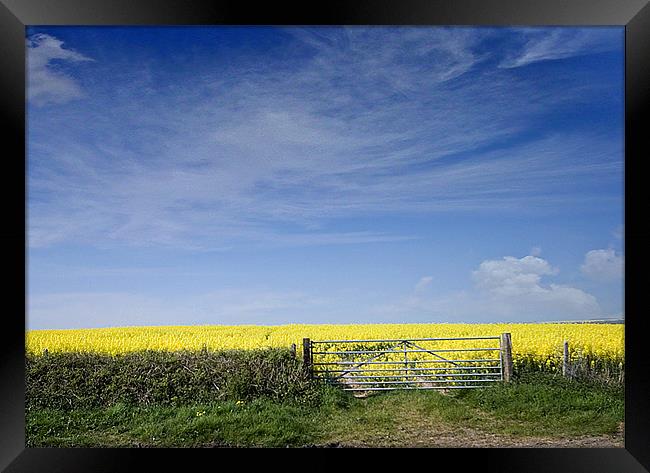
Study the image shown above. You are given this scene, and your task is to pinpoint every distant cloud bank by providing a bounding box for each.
[581,249,624,282]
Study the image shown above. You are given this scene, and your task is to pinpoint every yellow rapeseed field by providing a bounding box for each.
[26,323,624,367]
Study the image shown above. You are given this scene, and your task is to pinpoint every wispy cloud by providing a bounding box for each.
[27,28,622,251]
[25,27,624,329]
[414,276,433,293]
[27,33,93,106]
[499,28,620,68]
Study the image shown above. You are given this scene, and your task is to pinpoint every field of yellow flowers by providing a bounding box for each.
[26,323,623,373]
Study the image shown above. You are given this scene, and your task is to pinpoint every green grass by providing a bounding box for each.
[27,373,623,447]
[445,372,624,437]
[27,400,323,447]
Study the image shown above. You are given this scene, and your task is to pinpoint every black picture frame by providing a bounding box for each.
[2,0,648,471]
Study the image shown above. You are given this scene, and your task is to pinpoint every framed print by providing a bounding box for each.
[1,0,648,471]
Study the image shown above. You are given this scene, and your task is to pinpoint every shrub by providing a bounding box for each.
[26,348,321,410]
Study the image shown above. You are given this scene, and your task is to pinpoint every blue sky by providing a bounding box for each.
[26,26,624,329]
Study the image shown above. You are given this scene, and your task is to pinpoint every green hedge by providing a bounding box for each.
[26,348,320,410]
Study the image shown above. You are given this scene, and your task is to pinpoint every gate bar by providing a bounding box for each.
[331,373,503,380]
[311,347,500,355]
[315,366,502,373]
[330,379,500,385]
[342,385,493,391]
[313,358,500,365]
[311,336,500,344]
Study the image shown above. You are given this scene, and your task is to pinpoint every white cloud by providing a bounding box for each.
[472,255,558,297]
[27,33,93,106]
[472,255,600,319]
[581,249,624,282]
[375,254,601,322]
[500,28,620,68]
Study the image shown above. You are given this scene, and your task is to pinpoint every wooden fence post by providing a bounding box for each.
[501,333,513,382]
[290,343,296,358]
[563,340,570,378]
[303,338,312,378]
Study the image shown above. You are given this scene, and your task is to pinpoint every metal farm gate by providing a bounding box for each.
[303,333,513,392]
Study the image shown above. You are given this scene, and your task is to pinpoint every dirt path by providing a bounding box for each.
[311,415,625,448]
[311,429,624,448]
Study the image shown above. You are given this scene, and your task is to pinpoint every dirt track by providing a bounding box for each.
[309,421,625,448]
[310,431,624,448]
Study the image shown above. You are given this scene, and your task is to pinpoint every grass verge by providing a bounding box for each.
[27,372,623,447]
